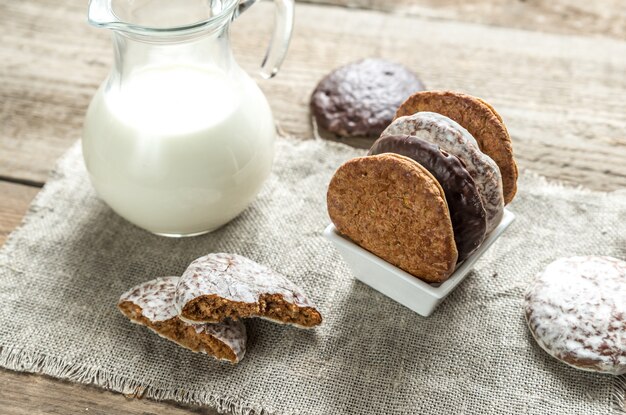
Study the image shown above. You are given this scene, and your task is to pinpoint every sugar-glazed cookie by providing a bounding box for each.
[118,277,246,363]
[395,91,518,204]
[382,112,504,234]
[524,256,626,375]
[175,253,322,328]
[327,153,458,282]
[369,135,487,261]
[311,58,425,137]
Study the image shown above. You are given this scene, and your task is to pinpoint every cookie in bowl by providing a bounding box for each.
[369,135,487,262]
[324,90,516,316]
[395,91,518,204]
[327,153,458,282]
[382,111,504,234]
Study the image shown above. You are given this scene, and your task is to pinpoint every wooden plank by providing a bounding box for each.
[0,368,216,415]
[300,0,626,40]
[1,1,625,190]
[0,182,39,246]
[249,4,626,190]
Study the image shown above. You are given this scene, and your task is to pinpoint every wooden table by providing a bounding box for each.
[1,0,625,413]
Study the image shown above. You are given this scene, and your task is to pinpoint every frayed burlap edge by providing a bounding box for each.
[0,345,275,415]
[613,376,626,414]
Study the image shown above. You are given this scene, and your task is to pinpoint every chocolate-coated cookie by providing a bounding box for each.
[382,112,504,234]
[311,58,425,137]
[369,135,486,261]
[327,153,458,283]
[395,91,518,204]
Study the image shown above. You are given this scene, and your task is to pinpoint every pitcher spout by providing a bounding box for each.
[87,0,117,28]
[87,0,293,75]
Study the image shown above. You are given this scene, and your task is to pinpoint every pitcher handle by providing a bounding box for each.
[234,0,294,79]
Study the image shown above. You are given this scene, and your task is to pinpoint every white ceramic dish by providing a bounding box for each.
[323,209,515,317]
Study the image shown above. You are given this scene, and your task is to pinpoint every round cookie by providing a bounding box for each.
[524,256,626,375]
[395,90,518,204]
[382,112,504,234]
[310,58,425,137]
[327,153,458,283]
[118,277,247,363]
[368,135,486,261]
[175,253,322,328]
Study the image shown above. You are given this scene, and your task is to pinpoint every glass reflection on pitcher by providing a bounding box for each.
[82,0,294,236]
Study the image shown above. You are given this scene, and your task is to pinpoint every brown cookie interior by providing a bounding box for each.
[118,301,238,363]
[395,90,518,204]
[327,154,458,282]
[180,294,323,328]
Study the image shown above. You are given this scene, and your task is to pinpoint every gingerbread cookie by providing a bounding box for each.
[368,135,486,261]
[311,58,425,137]
[327,153,458,282]
[395,91,518,204]
[118,277,246,363]
[524,256,626,375]
[382,112,504,234]
[175,254,322,328]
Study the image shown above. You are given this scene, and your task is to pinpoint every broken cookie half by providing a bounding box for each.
[118,276,246,364]
[175,253,323,328]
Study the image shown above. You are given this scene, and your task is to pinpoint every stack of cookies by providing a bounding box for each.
[327,91,518,283]
[118,253,322,364]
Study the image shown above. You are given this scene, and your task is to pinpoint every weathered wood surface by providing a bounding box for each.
[0,369,210,415]
[301,0,626,40]
[1,0,625,414]
[0,182,38,246]
[1,1,625,189]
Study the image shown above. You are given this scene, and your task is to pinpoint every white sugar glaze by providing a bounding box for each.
[524,256,626,375]
[119,276,180,322]
[119,276,246,362]
[175,253,319,323]
[382,111,504,233]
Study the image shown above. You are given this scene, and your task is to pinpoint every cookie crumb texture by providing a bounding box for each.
[327,154,458,283]
[524,256,626,375]
[311,58,425,137]
[119,277,246,363]
[369,134,486,262]
[176,254,322,328]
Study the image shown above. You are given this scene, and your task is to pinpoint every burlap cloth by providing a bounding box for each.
[0,137,625,414]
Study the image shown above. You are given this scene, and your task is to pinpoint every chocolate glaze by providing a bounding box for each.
[369,135,487,261]
[310,59,425,137]
[382,112,503,234]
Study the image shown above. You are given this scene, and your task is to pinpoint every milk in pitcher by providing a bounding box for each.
[82,0,293,236]
[82,64,275,236]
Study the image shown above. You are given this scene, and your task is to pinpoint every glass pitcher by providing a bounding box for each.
[82,0,294,236]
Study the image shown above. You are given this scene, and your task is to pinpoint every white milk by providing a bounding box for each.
[82,65,275,236]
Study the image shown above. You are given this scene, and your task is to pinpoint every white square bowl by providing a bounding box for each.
[323,209,515,317]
